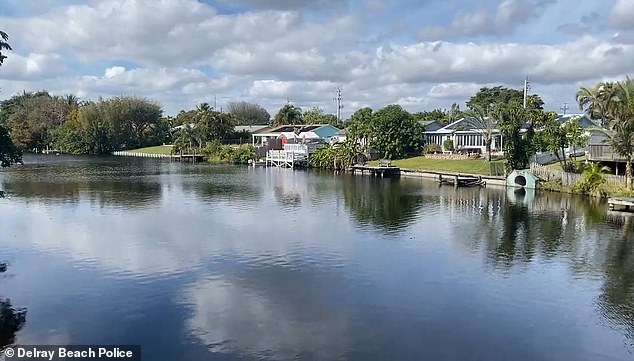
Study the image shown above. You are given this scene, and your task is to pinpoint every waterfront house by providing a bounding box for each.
[423,113,605,160]
[423,117,507,155]
[251,124,341,147]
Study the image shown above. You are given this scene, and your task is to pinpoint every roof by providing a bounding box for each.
[425,117,501,133]
[266,124,340,133]
[420,120,443,132]
[298,131,320,139]
[556,113,601,128]
[234,125,269,133]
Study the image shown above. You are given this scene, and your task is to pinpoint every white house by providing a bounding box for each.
[423,117,506,155]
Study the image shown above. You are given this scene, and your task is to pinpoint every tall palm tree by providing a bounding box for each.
[0,30,11,66]
[608,77,634,189]
[576,82,618,128]
[464,105,496,161]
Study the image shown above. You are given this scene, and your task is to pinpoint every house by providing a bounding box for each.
[423,117,507,155]
[423,113,605,159]
[251,124,341,147]
[328,128,347,144]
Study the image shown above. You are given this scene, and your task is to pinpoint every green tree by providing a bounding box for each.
[303,107,339,125]
[273,104,303,126]
[344,107,373,155]
[447,102,465,124]
[0,30,11,66]
[579,77,634,188]
[411,109,447,123]
[609,78,634,188]
[0,91,71,151]
[576,82,618,128]
[563,117,589,158]
[54,96,164,154]
[467,86,544,113]
[494,104,532,171]
[536,113,571,170]
[369,104,423,159]
[171,109,197,127]
[0,125,21,167]
[193,103,235,144]
[464,105,496,161]
[227,101,270,125]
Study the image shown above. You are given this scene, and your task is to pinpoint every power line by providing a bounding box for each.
[560,102,569,115]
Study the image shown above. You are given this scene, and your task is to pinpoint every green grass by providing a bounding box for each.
[128,145,174,155]
[373,156,505,176]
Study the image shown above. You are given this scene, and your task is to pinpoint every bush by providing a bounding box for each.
[309,144,355,170]
[572,163,611,197]
[443,139,454,152]
[202,142,255,164]
[423,143,441,154]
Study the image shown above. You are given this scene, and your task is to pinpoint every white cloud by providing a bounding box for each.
[611,0,634,30]
[427,83,485,99]
[0,52,66,81]
[0,0,632,117]
[420,0,556,40]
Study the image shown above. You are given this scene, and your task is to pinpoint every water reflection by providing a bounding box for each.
[341,175,423,232]
[181,265,354,360]
[0,299,27,350]
[2,157,634,359]
[0,265,27,351]
[1,155,163,209]
[598,214,634,345]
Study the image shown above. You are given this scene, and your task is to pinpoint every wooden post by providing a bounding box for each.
[454,175,459,188]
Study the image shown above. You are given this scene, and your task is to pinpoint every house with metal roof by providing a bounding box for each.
[423,113,604,158]
[251,124,341,147]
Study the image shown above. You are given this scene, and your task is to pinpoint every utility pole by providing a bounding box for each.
[333,87,343,124]
[560,102,569,115]
[523,77,530,109]
[214,95,217,110]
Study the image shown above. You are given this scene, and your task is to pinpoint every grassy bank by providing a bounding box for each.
[373,156,505,176]
[127,145,173,155]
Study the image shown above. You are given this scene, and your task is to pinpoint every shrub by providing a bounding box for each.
[443,139,454,152]
[309,144,355,170]
[423,143,441,154]
[572,162,611,197]
[201,142,255,164]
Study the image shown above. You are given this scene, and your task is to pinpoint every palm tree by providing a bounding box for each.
[0,30,11,66]
[607,77,634,188]
[576,82,618,128]
[464,105,496,161]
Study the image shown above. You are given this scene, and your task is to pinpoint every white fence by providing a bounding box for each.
[112,151,175,158]
[530,163,626,186]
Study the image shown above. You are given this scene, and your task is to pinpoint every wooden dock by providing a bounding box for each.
[350,165,401,178]
[438,174,486,188]
[608,197,634,212]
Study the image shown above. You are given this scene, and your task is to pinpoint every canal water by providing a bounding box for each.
[0,155,632,360]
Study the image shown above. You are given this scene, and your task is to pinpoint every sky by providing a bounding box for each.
[0,0,633,117]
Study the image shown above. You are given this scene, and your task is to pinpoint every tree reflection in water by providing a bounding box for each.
[599,213,634,346]
[342,176,423,233]
[0,266,26,351]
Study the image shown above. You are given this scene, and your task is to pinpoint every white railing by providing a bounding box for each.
[112,151,175,158]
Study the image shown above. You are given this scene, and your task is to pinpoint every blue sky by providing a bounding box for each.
[0,0,633,116]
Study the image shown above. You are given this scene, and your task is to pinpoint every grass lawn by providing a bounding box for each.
[373,156,505,175]
[128,145,174,155]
